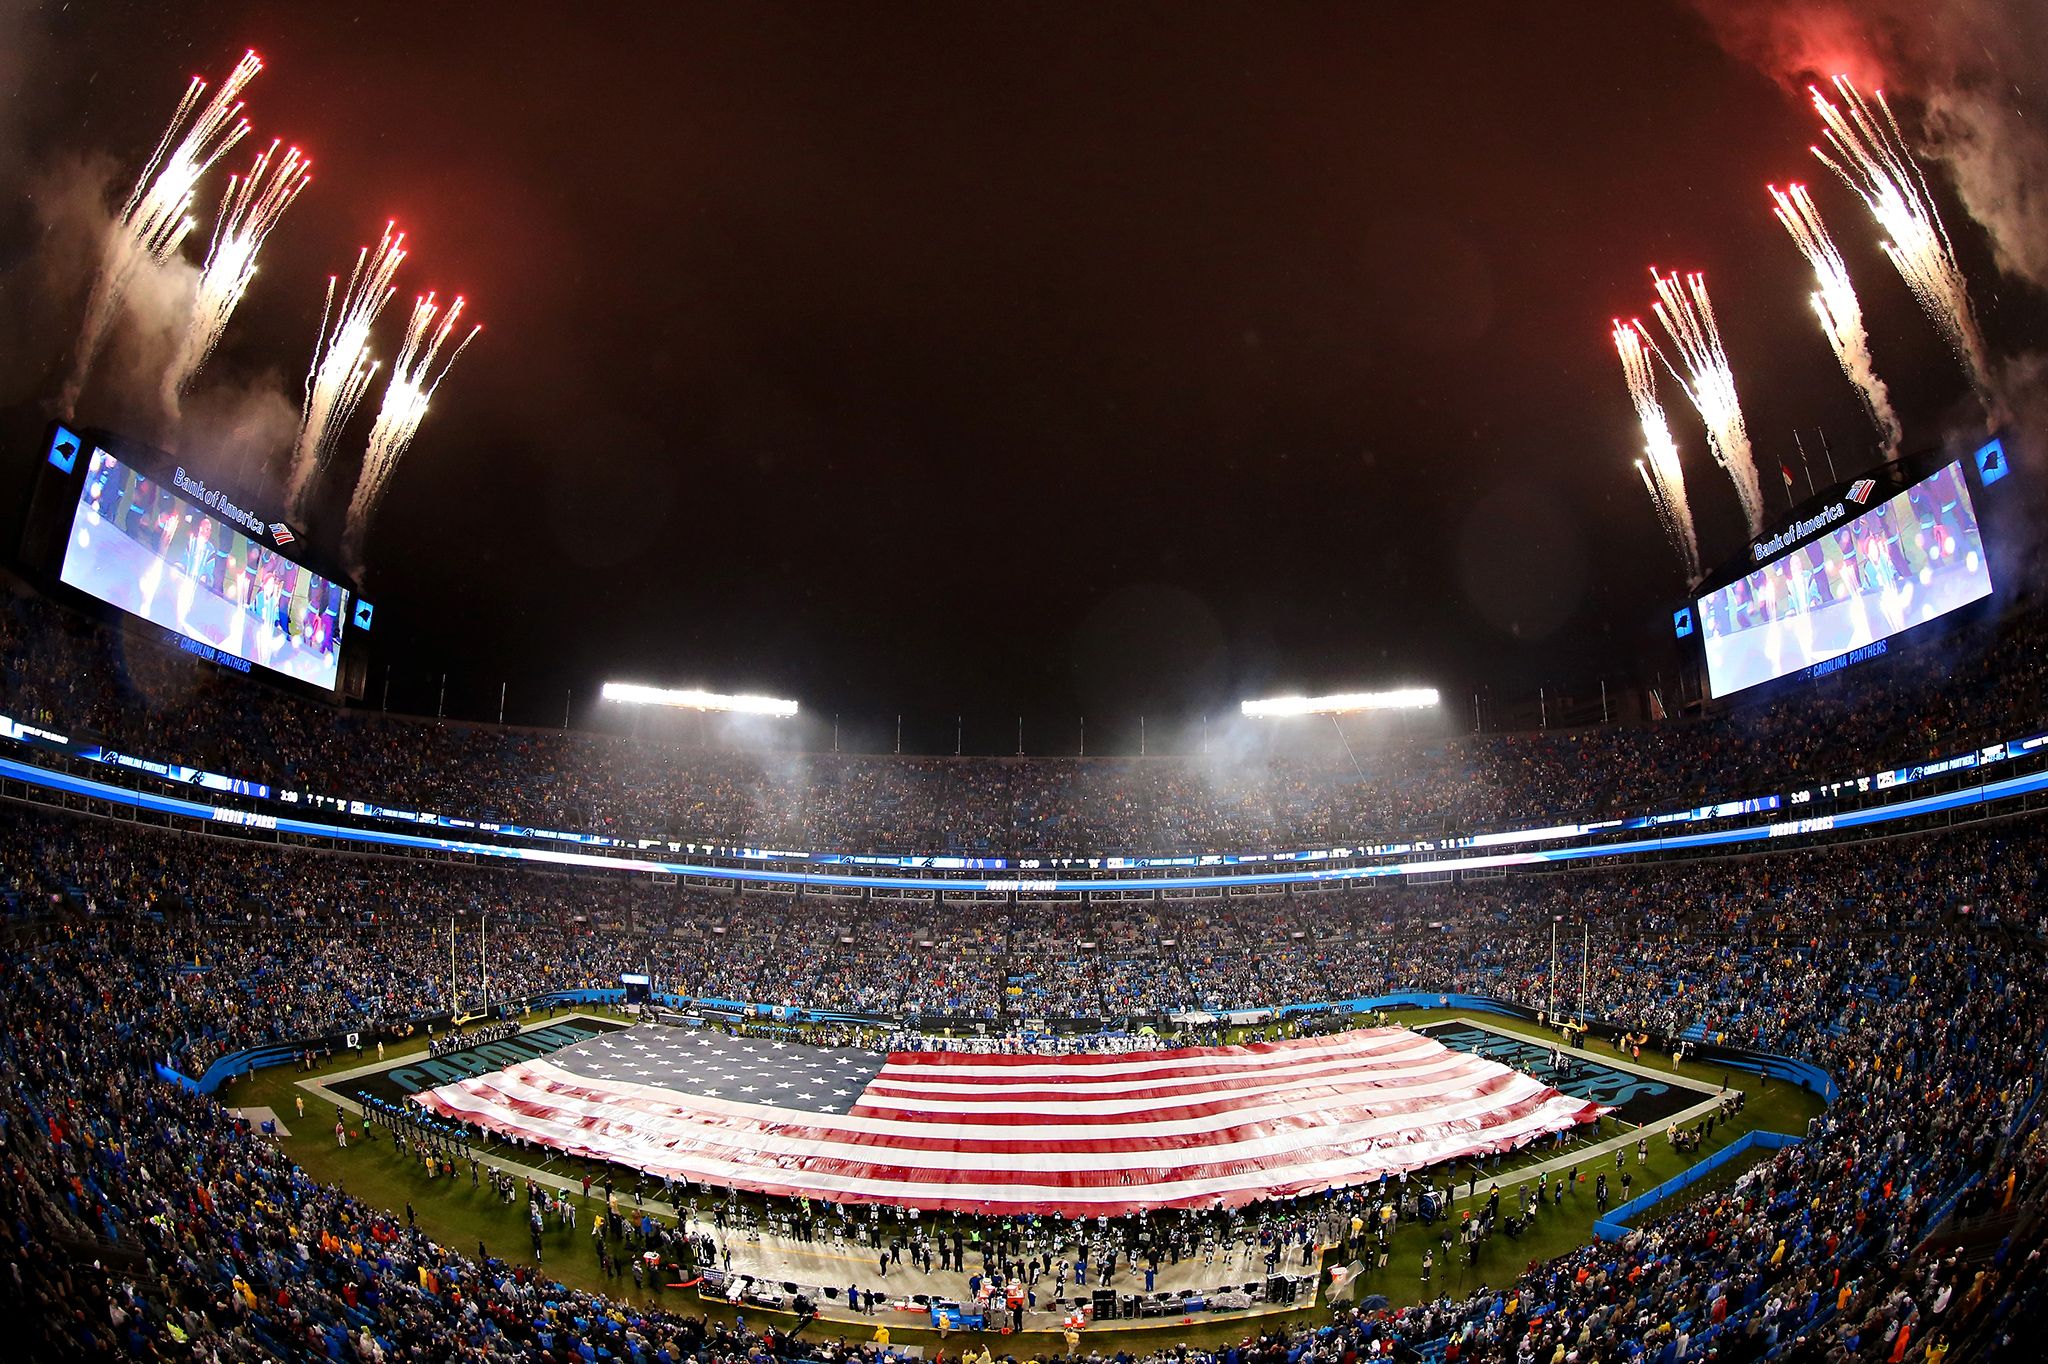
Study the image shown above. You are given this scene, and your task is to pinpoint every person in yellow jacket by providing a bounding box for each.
[873,1323,891,1350]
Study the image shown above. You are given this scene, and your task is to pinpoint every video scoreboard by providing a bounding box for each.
[19,422,372,698]
[1678,439,2009,701]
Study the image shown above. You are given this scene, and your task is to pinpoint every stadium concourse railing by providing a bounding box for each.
[2,706,2047,894]
[170,986,1839,1110]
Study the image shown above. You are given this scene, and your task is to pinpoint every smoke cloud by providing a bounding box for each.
[98,228,202,432]
[0,0,48,192]
[9,152,301,500]
[0,155,115,405]
[1689,1,2048,293]
[178,372,305,494]
[1690,1,2048,458]
[1923,87,2048,294]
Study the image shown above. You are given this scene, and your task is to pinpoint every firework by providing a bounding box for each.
[1769,182,1902,460]
[1648,268,1764,537]
[1613,319,1701,581]
[283,224,408,518]
[62,51,261,416]
[1809,76,1994,407]
[161,140,312,418]
[343,293,480,564]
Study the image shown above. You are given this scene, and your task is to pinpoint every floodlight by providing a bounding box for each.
[600,682,798,717]
[1240,688,1439,717]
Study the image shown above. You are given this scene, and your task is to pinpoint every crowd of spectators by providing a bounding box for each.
[2,799,2045,1360]
[4,582,2047,859]
[6,789,2045,1080]
[3,579,2048,1358]
[0,926,826,1362]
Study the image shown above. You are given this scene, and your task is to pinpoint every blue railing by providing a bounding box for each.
[1593,1130,1803,1240]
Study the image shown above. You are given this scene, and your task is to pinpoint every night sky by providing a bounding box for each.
[0,2,2028,751]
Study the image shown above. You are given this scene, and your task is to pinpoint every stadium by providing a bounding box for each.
[2,5,2047,1364]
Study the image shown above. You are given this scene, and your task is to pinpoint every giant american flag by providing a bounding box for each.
[414,1024,1604,1215]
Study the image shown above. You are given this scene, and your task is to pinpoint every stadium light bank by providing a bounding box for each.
[1240,688,1440,718]
[600,682,799,717]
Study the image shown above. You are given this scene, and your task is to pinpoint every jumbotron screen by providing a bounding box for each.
[1698,460,1991,699]
[59,446,351,690]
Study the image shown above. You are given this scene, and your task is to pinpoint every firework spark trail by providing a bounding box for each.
[1768,182,1902,461]
[1613,319,1701,581]
[283,224,408,518]
[62,50,261,416]
[1636,461,1687,575]
[1648,268,1764,537]
[343,293,480,565]
[161,140,312,420]
[1809,76,1995,411]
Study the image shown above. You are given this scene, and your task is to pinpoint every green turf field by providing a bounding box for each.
[221,1006,1823,1353]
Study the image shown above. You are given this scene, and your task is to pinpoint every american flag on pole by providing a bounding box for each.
[415,1026,1605,1216]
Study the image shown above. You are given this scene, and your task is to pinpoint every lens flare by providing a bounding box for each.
[1809,76,1994,412]
[1768,182,1901,460]
[284,224,408,518]
[1647,268,1763,537]
[343,292,480,566]
[162,140,312,418]
[1613,319,1700,581]
[63,50,261,416]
